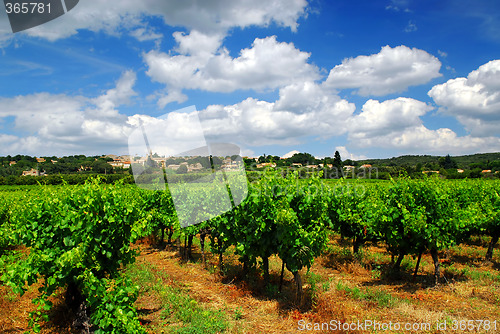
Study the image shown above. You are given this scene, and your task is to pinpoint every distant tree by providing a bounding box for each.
[166,157,182,166]
[468,168,483,178]
[491,160,500,172]
[469,162,485,170]
[176,164,188,174]
[415,162,423,173]
[212,156,223,165]
[276,157,289,167]
[439,154,457,169]
[333,151,342,169]
[275,159,287,167]
[289,152,315,165]
[145,155,157,168]
[403,164,414,174]
[196,156,212,169]
[344,159,354,166]
[15,159,34,169]
[92,160,113,174]
[243,158,256,168]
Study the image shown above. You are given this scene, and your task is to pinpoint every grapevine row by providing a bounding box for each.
[0,173,499,332]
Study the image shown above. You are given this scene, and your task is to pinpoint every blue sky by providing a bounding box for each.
[0,0,499,159]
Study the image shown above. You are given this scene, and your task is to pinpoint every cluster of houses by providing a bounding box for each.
[105,154,241,173]
[422,169,496,174]
[19,158,54,176]
[104,155,132,169]
[22,169,44,176]
[254,162,373,170]
[18,153,246,177]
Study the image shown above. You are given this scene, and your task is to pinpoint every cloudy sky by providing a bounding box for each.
[0,0,499,159]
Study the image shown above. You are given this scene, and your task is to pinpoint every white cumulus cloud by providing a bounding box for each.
[145,35,320,105]
[282,150,301,159]
[428,59,500,136]
[198,81,355,146]
[346,97,500,155]
[324,45,442,96]
[348,98,432,138]
[335,146,367,161]
[0,71,139,155]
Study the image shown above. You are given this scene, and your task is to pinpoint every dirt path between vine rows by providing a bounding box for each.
[133,243,308,334]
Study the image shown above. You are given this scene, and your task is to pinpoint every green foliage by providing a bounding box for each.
[287,152,316,165]
[439,154,458,169]
[80,270,145,334]
[332,150,342,168]
[378,178,457,258]
[176,164,188,174]
[477,182,500,237]
[0,192,19,254]
[327,180,382,253]
[2,180,144,332]
[136,188,177,243]
[228,170,328,276]
[278,174,328,273]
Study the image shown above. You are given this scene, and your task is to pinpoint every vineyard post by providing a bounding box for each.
[183,234,188,260]
[167,226,173,244]
[353,235,363,254]
[160,226,165,248]
[262,256,270,286]
[393,253,405,271]
[199,229,207,266]
[413,250,423,281]
[486,234,499,261]
[279,260,285,293]
[187,234,194,261]
[217,236,224,272]
[242,255,249,278]
[293,271,303,305]
[430,248,440,285]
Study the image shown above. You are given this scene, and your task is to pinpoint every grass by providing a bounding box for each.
[305,271,323,306]
[335,279,403,308]
[442,262,500,284]
[160,288,228,334]
[124,261,233,334]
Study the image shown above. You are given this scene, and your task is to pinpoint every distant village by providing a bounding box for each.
[1,151,499,181]
[1,152,244,177]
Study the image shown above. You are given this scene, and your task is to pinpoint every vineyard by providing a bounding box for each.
[0,172,499,333]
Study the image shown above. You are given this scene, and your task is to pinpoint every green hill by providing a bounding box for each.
[359,152,500,169]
